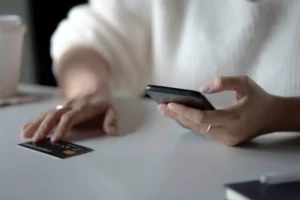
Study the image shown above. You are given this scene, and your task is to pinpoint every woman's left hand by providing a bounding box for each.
[158,76,276,146]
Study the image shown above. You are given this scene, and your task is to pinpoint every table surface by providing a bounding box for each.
[1,85,300,200]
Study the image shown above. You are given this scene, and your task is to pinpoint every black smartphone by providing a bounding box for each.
[145,85,215,110]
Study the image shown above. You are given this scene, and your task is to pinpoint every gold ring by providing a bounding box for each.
[207,125,211,133]
[56,105,64,110]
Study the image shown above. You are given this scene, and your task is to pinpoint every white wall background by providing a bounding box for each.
[0,0,36,83]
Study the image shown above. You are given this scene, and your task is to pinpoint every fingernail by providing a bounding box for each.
[109,119,117,128]
[158,104,167,112]
[51,133,58,142]
[200,82,212,93]
[161,110,172,117]
[32,134,41,142]
[21,126,27,132]
[107,127,117,136]
[158,105,173,117]
[51,135,58,142]
[20,133,26,139]
[168,103,181,112]
[21,131,28,138]
[21,126,30,136]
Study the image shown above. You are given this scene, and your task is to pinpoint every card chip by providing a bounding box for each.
[63,150,75,155]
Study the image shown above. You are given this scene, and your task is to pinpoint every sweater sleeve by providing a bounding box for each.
[50,0,152,96]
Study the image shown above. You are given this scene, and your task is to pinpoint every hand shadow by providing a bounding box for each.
[175,130,300,153]
[64,115,107,142]
[64,97,149,142]
[233,132,300,153]
[114,97,149,136]
[0,92,49,108]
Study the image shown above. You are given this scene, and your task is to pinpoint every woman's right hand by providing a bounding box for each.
[21,91,117,143]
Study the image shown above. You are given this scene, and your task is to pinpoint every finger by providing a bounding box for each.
[200,76,252,94]
[51,110,78,142]
[52,101,109,142]
[205,125,226,141]
[32,109,68,142]
[159,105,203,132]
[168,103,239,125]
[208,126,242,146]
[158,104,176,118]
[103,106,118,136]
[177,116,239,146]
[176,116,225,140]
[21,112,48,138]
[160,104,230,142]
[21,123,30,131]
[176,116,202,133]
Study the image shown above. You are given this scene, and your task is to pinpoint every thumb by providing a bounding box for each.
[200,76,251,94]
[103,106,118,136]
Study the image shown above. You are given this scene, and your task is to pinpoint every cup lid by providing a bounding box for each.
[0,15,25,31]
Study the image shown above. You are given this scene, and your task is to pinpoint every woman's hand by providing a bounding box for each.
[158,76,276,146]
[21,92,117,142]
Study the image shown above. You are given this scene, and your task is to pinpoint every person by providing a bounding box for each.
[21,0,300,146]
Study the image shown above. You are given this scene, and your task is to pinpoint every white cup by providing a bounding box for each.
[0,15,26,98]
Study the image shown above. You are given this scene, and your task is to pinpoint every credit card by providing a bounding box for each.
[18,138,94,159]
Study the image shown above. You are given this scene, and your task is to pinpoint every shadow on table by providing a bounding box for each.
[176,130,300,153]
[235,132,300,152]
[65,98,150,142]
[116,98,150,136]
[0,91,55,108]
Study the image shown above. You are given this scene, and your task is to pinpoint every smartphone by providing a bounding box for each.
[145,85,215,110]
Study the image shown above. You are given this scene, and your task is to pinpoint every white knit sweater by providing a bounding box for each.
[51,0,300,96]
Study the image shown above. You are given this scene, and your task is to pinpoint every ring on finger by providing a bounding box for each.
[56,105,64,110]
[207,125,212,133]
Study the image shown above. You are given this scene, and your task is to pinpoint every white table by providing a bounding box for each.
[1,85,300,200]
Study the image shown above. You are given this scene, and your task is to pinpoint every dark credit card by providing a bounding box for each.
[18,138,94,159]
